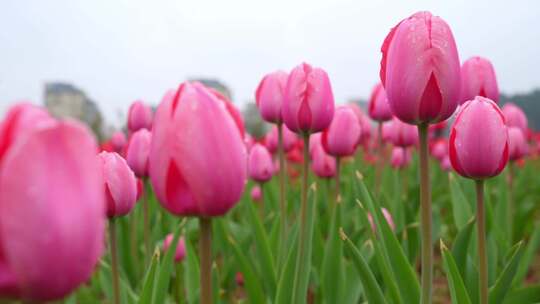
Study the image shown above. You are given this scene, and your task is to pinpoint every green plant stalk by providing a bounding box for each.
[200,217,212,304]
[476,180,488,304]
[418,123,432,304]
[109,218,120,304]
[375,121,384,195]
[143,178,151,257]
[259,182,265,220]
[335,157,341,203]
[278,123,287,270]
[507,162,515,243]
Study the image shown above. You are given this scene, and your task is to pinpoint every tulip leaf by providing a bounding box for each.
[489,241,525,304]
[441,240,472,304]
[449,173,473,230]
[321,197,343,304]
[452,216,476,279]
[184,236,200,304]
[513,223,540,287]
[138,250,160,304]
[275,226,299,304]
[503,284,540,304]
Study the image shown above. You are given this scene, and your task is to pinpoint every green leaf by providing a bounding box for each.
[489,241,525,304]
[513,224,540,286]
[341,229,388,304]
[184,236,200,304]
[452,217,476,279]
[449,173,473,230]
[503,284,540,304]
[275,226,298,304]
[441,240,472,304]
[321,197,343,304]
[138,250,160,304]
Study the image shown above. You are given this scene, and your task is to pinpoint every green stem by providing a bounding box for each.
[199,217,212,304]
[375,121,384,195]
[143,179,151,257]
[277,123,288,272]
[259,182,265,221]
[476,180,488,304]
[418,124,432,304]
[109,218,120,304]
[507,162,515,243]
[335,157,341,207]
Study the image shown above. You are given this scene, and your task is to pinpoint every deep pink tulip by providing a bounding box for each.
[251,185,262,202]
[110,131,127,153]
[381,121,395,143]
[136,178,144,201]
[0,112,104,301]
[449,96,508,179]
[368,208,395,232]
[309,133,322,157]
[98,151,138,218]
[368,83,393,122]
[126,129,151,177]
[441,155,452,172]
[380,11,461,124]
[431,139,448,161]
[460,56,499,104]
[248,143,274,183]
[127,100,153,133]
[162,234,186,263]
[244,134,255,152]
[502,103,528,134]
[282,62,335,134]
[265,125,298,153]
[390,147,411,169]
[508,127,528,161]
[255,70,288,123]
[208,88,246,137]
[149,82,246,217]
[390,118,418,147]
[348,103,372,145]
[322,106,361,157]
[310,144,336,178]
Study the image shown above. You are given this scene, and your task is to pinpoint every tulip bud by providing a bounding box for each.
[390,118,418,147]
[348,103,372,145]
[0,108,104,301]
[127,100,153,133]
[508,127,528,161]
[380,11,461,124]
[149,82,246,217]
[283,62,335,134]
[391,147,411,169]
[236,272,245,286]
[265,125,298,153]
[368,83,393,122]
[502,103,528,134]
[460,56,499,104]
[110,131,127,153]
[449,96,508,179]
[381,121,394,143]
[162,234,186,263]
[310,144,336,178]
[440,155,452,172]
[251,185,262,202]
[322,106,361,157]
[431,139,448,161]
[126,129,151,177]
[255,70,288,123]
[248,144,273,183]
[98,151,138,218]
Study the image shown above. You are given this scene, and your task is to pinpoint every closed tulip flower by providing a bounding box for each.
[381,121,395,143]
[149,82,246,217]
[162,234,186,263]
[282,62,335,134]
[348,103,372,145]
[391,147,411,169]
[311,144,336,178]
[248,143,274,183]
[127,100,153,133]
[126,129,151,177]
[390,118,419,147]
[0,111,104,301]
[251,185,262,202]
[368,83,393,122]
[449,96,508,179]
[322,106,361,157]
[208,88,246,137]
[502,103,528,134]
[508,127,528,161]
[110,131,127,153]
[441,155,452,172]
[380,11,461,124]
[431,139,448,161]
[460,57,499,104]
[255,70,288,123]
[265,124,297,153]
[98,151,138,217]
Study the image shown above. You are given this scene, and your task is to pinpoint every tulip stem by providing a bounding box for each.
[199,217,212,304]
[476,180,488,304]
[109,218,120,304]
[143,179,151,257]
[418,124,432,304]
[335,157,341,207]
[507,162,515,243]
[375,121,384,195]
[259,182,265,220]
[278,123,287,257]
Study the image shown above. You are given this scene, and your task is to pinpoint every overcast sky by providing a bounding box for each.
[1,0,539,127]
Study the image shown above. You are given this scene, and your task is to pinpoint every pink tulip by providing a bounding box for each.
[310,144,336,178]
[98,151,138,218]
[431,139,448,161]
[244,134,255,152]
[381,121,395,143]
[265,125,297,153]
[441,155,452,172]
[126,129,151,177]
[508,127,528,161]
[390,147,411,169]
[127,100,153,133]
[162,234,186,263]
[390,118,418,147]
[449,96,508,179]
[309,133,323,157]
[251,185,262,202]
[255,70,288,123]
[282,62,335,134]
[136,178,144,201]
[208,88,246,137]
[348,103,372,145]
[236,272,245,286]
[380,11,461,124]
[0,109,104,301]
[502,103,528,134]
[368,208,395,232]
[368,83,393,122]
[248,143,274,183]
[149,82,246,217]
[460,56,499,104]
[322,106,361,157]
[110,131,127,153]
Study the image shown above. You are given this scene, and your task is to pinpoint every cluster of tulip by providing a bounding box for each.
[1,10,539,304]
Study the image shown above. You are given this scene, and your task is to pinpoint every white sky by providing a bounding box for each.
[1,0,539,127]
